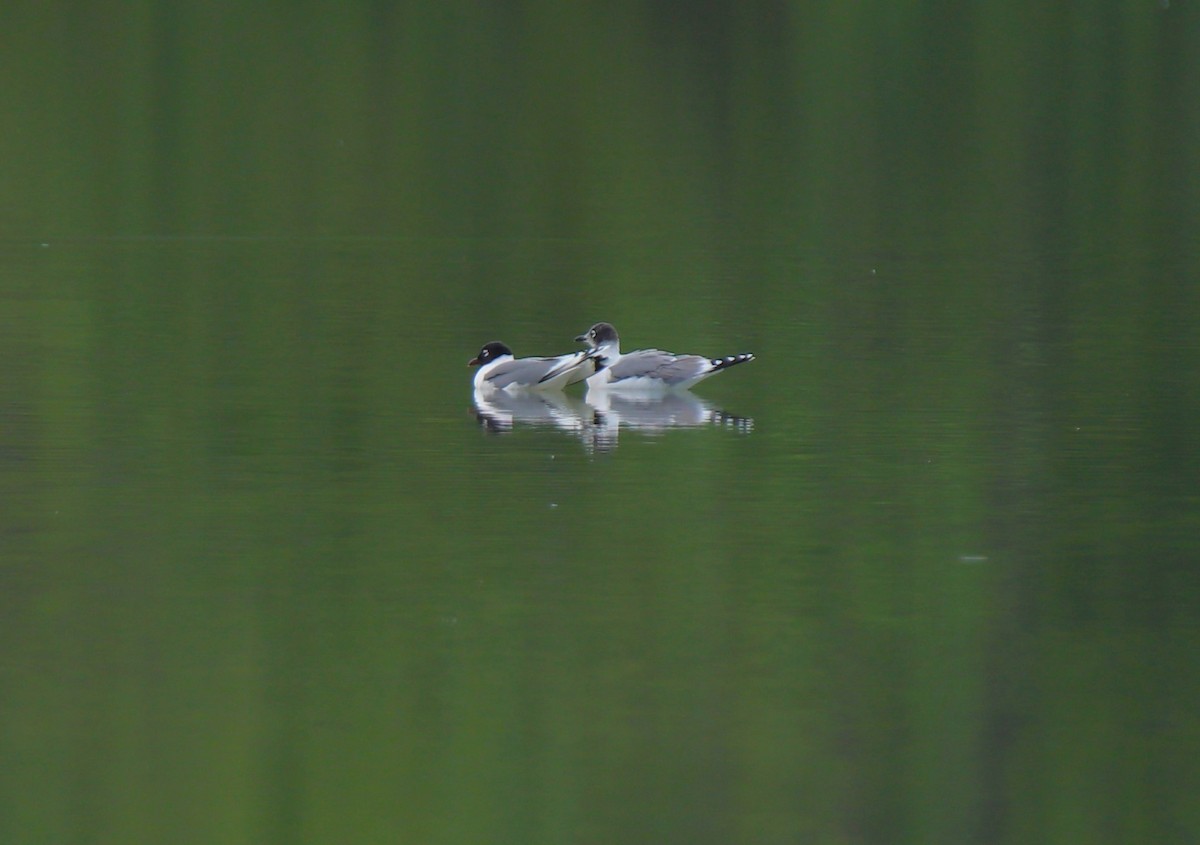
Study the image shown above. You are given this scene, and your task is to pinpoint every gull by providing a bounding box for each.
[469,341,597,392]
[574,322,754,392]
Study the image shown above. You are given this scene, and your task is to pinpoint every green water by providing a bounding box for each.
[3,4,1199,844]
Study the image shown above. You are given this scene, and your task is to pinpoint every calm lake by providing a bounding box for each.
[3,4,1199,844]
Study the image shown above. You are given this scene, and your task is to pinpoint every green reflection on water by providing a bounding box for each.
[2,3,1199,844]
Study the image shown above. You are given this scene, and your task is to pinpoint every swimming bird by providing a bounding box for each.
[574,322,754,392]
[469,341,597,392]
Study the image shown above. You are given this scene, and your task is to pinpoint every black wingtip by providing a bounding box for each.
[708,352,755,372]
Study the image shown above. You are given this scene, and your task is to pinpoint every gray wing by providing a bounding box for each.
[482,357,557,389]
[537,350,597,385]
[608,350,710,385]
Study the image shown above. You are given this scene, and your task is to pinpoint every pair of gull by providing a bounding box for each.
[469,321,755,393]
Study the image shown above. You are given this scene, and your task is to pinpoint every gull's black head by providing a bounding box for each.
[575,322,620,348]
[469,341,513,367]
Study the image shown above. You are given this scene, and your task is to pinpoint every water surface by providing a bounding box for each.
[3,4,1199,844]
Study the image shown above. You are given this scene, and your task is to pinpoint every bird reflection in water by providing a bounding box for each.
[471,389,752,451]
[470,390,593,436]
